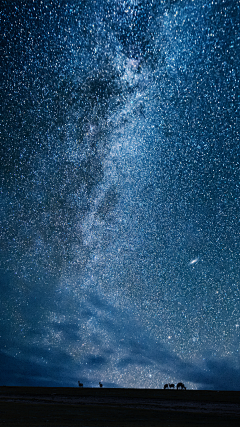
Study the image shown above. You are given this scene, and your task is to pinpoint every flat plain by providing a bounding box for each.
[0,386,239,426]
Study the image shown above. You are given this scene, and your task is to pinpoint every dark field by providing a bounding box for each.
[0,387,240,426]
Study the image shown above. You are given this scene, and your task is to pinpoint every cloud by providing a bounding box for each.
[0,350,63,387]
[85,355,107,369]
[187,357,240,391]
[1,284,239,390]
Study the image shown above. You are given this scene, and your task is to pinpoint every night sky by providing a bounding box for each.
[1,0,240,390]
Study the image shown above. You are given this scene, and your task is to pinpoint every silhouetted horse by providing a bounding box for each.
[177,382,186,390]
[99,382,103,388]
[164,384,168,389]
[169,383,175,389]
[78,381,83,387]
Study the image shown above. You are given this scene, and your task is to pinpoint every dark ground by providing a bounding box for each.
[0,387,239,426]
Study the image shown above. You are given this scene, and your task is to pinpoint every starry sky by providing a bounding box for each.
[1,0,240,390]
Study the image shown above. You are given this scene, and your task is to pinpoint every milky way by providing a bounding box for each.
[1,0,240,390]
